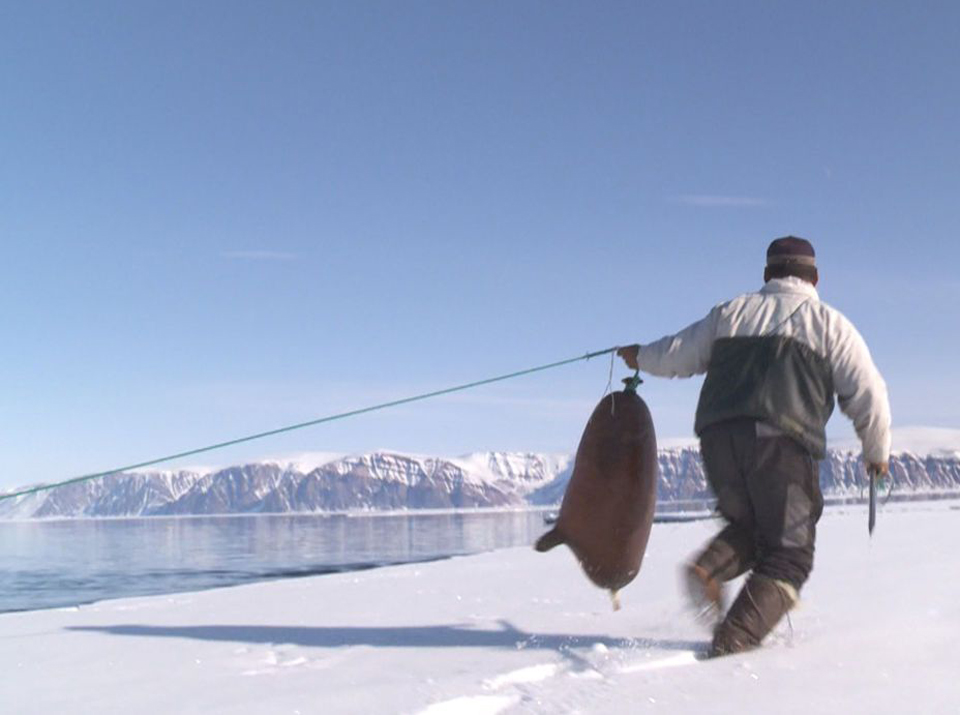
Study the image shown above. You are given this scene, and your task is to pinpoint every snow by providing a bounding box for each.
[449,452,571,488]
[259,451,346,474]
[1,502,957,713]
[657,437,701,450]
[133,465,221,478]
[889,426,960,459]
[831,425,960,459]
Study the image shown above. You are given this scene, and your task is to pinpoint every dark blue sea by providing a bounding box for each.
[0,511,554,614]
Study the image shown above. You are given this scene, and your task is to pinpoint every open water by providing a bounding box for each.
[0,511,553,613]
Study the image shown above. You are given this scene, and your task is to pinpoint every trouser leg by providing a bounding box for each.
[694,523,755,582]
[683,421,757,623]
[747,435,823,592]
[711,430,823,656]
[696,420,757,582]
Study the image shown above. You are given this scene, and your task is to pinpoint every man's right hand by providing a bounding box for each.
[617,344,640,371]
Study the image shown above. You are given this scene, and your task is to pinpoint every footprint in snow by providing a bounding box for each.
[483,663,560,690]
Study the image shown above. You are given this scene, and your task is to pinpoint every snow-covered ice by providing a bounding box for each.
[1,502,957,713]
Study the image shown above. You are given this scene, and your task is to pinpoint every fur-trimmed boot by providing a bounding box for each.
[710,574,797,657]
[683,536,753,626]
[682,563,725,626]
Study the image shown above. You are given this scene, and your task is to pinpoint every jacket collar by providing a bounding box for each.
[760,276,820,299]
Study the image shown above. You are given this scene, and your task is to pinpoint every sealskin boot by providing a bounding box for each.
[682,563,725,626]
[710,574,797,657]
[683,536,753,626]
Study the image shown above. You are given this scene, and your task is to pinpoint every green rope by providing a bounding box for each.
[0,347,618,502]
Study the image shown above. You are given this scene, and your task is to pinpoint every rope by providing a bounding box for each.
[602,347,618,416]
[0,346,619,502]
[601,346,617,400]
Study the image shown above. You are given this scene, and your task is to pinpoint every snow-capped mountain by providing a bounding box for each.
[0,452,572,519]
[830,425,960,460]
[648,447,960,500]
[1,447,958,519]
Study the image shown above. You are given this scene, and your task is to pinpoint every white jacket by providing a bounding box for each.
[637,277,891,463]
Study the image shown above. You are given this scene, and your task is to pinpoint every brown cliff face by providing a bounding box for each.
[536,388,658,592]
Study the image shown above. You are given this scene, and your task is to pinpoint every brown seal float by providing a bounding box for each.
[535,375,657,608]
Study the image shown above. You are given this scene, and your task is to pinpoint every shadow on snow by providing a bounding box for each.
[67,620,705,655]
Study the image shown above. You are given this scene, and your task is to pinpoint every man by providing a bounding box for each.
[617,236,891,657]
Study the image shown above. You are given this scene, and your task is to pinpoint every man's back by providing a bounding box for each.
[636,275,890,463]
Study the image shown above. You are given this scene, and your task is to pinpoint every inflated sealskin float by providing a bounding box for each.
[535,374,658,608]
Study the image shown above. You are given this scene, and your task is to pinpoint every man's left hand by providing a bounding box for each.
[617,344,640,371]
[868,461,890,479]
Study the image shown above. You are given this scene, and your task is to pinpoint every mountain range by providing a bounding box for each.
[1,447,958,519]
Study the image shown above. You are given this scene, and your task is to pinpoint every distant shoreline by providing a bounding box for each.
[3,490,960,523]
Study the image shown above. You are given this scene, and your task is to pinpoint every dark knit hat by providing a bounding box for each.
[766,236,816,268]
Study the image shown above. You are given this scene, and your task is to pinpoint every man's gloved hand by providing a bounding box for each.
[617,344,640,371]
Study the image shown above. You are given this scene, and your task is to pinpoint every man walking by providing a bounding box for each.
[618,236,891,656]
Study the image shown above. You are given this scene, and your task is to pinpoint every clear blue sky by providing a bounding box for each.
[2,1,958,487]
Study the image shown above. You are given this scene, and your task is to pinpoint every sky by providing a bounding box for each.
[1,1,959,488]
